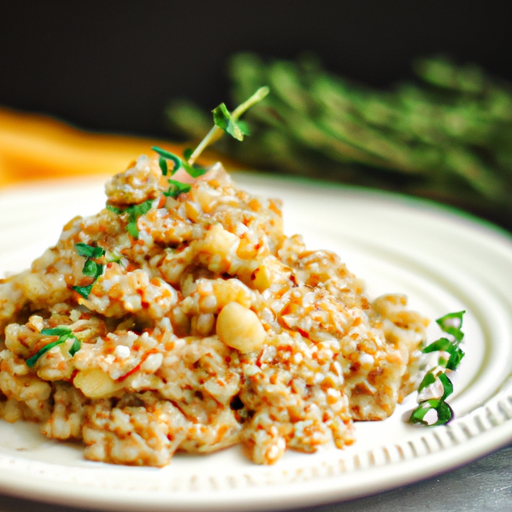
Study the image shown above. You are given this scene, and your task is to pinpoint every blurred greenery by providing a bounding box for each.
[166,53,512,230]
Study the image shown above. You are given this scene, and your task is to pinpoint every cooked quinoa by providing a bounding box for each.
[0,155,429,466]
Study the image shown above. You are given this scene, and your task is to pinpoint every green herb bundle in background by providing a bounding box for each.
[166,53,512,230]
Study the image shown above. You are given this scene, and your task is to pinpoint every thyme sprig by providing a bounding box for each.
[166,53,512,229]
[26,326,81,368]
[153,86,269,197]
[72,242,105,298]
[107,88,268,233]
[410,310,466,426]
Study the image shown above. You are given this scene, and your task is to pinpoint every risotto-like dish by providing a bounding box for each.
[0,155,428,466]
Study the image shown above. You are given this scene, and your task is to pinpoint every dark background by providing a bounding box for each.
[0,1,509,138]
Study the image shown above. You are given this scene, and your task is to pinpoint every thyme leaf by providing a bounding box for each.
[75,242,105,259]
[152,146,182,175]
[107,199,154,238]
[163,179,192,198]
[410,310,466,426]
[187,86,269,165]
[72,243,105,298]
[72,284,93,299]
[153,88,268,198]
[26,326,81,367]
[409,398,454,427]
[212,103,248,141]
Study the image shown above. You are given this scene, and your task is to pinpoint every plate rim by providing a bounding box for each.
[1,173,512,511]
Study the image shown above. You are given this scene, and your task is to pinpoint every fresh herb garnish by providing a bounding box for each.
[152,146,182,176]
[106,205,123,215]
[72,243,105,298]
[187,86,269,165]
[163,179,191,198]
[212,102,249,141]
[409,310,465,426]
[125,200,153,238]
[75,242,105,259]
[167,54,512,230]
[152,86,269,198]
[26,326,81,368]
[106,199,154,238]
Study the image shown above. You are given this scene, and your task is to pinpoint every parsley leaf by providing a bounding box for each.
[127,200,154,222]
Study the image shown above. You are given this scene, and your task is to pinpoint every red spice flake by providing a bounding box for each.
[69,369,79,382]
[297,328,310,339]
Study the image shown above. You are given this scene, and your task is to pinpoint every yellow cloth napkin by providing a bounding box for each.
[0,107,192,188]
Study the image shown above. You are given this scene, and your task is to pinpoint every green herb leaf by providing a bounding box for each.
[409,399,454,426]
[83,259,103,279]
[26,339,65,367]
[164,180,192,198]
[213,102,247,141]
[417,370,436,393]
[158,155,168,176]
[127,200,154,223]
[73,244,105,298]
[69,337,81,357]
[410,310,465,426]
[75,243,105,259]
[118,199,155,238]
[126,221,139,238]
[438,372,454,400]
[422,336,465,371]
[40,326,72,337]
[26,328,81,367]
[182,160,207,179]
[106,205,123,214]
[186,86,269,165]
[436,310,465,344]
[72,284,93,299]
[106,200,154,238]
[152,146,182,174]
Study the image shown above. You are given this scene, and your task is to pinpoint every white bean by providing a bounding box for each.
[216,302,266,353]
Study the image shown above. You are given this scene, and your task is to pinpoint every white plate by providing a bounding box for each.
[1,172,512,512]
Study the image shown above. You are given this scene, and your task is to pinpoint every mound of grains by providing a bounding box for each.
[0,155,428,466]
